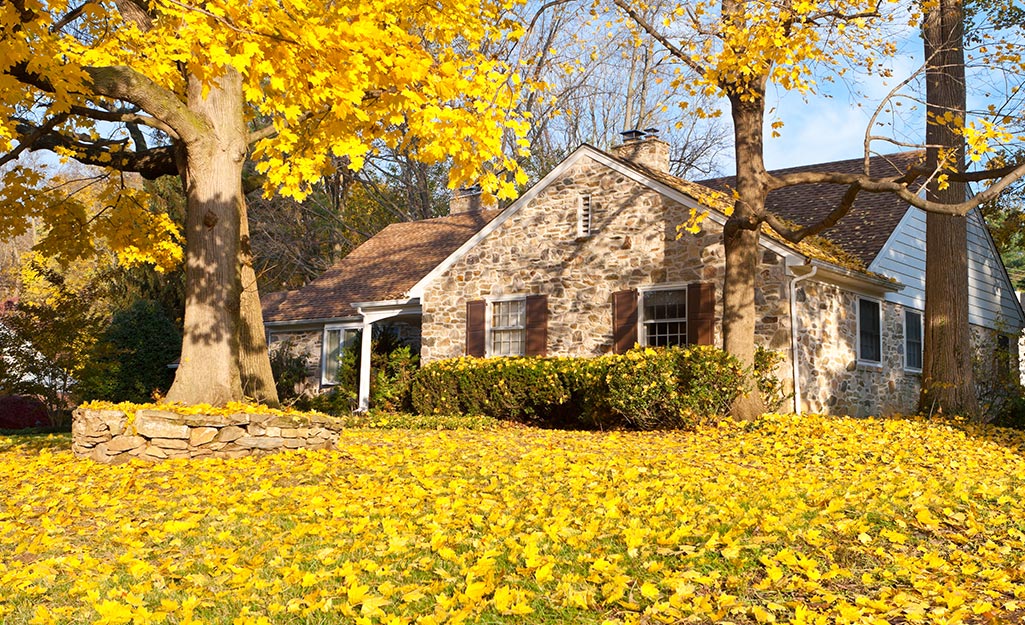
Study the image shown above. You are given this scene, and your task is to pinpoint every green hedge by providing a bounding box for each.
[410,346,781,430]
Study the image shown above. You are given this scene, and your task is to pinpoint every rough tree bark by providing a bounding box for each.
[239,198,280,406]
[723,92,770,421]
[164,69,246,405]
[918,0,979,417]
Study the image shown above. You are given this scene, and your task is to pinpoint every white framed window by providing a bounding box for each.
[857,297,882,365]
[488,297,526,356]
[639,285,688,347]
[577,194,593,238]
[322,324,360,385]
[904,309,923,372]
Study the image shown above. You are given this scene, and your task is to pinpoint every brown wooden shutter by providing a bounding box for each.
[687,282,715,345]
[466,300,486,357]
[612,289,638,354]
[525,295,548,356]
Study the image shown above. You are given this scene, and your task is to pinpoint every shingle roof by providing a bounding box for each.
[263,210,501,323]
[700,152,925,267]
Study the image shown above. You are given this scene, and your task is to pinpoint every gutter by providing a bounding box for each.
[787,262,818,415]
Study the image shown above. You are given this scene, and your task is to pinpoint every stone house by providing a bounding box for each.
[263,132,1024,415]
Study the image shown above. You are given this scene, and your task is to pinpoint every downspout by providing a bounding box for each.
[788,263,818,415]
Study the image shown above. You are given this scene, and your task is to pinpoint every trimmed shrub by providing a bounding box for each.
[410,346,761,430]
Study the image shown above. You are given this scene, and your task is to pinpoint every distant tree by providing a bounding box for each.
[0,258,109,417]
[78,299,181,403]
[514,0,731,181]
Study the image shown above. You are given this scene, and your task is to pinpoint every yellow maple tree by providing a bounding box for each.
[1,0,531,406]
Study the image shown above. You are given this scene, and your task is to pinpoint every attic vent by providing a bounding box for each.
[577,194,593,238]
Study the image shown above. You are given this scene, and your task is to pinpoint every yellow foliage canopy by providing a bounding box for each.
[1,0,530,264]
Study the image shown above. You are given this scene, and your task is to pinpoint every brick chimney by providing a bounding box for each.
[449,185,482,215]
[610,128,670,173]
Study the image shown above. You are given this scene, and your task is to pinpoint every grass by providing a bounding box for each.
[0,413,1024,624]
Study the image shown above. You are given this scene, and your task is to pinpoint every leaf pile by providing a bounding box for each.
[1,414,1023,624]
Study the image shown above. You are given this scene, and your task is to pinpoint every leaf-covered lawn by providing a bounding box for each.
[1,414,1024,625]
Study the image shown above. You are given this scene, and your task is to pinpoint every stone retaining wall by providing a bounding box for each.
[72,408,343,464]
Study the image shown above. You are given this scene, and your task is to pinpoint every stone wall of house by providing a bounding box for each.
[72,408,342,464]
[970,324,1022,418]
[793,282,1022,417]
[268,329,323,393]
[793,282,920,416]
[421,154,793,383]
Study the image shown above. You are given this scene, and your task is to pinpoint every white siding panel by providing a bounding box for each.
[869,207,926,310]
[967,210,1025,328]
[868,206,1025,330]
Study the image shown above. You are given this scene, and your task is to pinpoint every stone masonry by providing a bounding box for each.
[421,154,793,377]
[793,282,1020,416]
[793,283,919,416]
[72,407,344,464]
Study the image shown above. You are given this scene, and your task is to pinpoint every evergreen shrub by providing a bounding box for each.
[410,346,774,429]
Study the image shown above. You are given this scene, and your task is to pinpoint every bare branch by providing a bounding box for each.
[763,184,862,243]
[51,1,95,32]
[610,0,706,76]
[768,161,1025,216]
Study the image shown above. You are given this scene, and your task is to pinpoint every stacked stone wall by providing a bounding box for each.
[72,408,343,464]
[421,156,792,375]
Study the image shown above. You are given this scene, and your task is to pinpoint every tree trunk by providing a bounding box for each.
[165,69,247,406]
[919,0,978,418]
[723,94,769,421]
[239,197,280,406]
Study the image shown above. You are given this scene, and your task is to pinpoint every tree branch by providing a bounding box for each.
[68,105,180,139]
[767,161,1025,216]
[15,123,177,178]
[763,183,862,243]
[610,0,706,76]
[51,1,95,32]
[83,65,207,145]
[0,113,68,169]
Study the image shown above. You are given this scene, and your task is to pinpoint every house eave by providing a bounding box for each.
[264,316,360,329]
[807,260,904,297]
[350,298,421,312]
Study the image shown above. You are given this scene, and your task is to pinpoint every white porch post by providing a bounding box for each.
[357,318,373,412]
[352,299,423,413]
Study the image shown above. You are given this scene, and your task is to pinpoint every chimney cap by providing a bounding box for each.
[620,129,645,143]
[643,127,660,137]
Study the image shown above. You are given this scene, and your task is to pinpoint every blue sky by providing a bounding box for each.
[761,46,926,170]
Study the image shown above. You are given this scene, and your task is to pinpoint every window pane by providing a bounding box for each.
[491,300,526,356]
[859,299,881,363]
[324,330,341,384]
[324,328,360,384]
[905,310,922,370]
[643,288,688,347]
